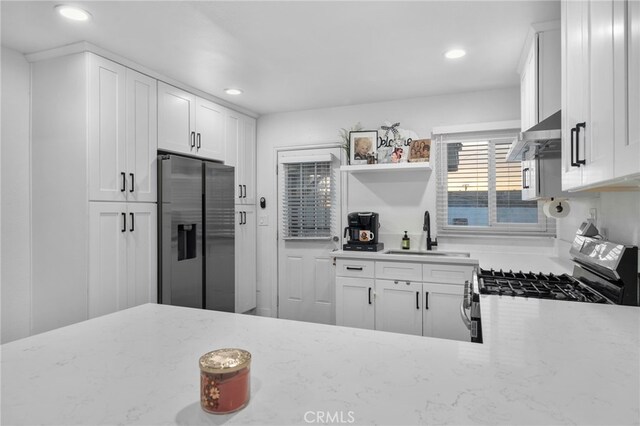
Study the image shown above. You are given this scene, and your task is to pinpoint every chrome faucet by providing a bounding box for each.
[423,211,438,251]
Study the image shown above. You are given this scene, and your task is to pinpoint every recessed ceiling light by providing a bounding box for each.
[444,49,466,59]
[224,88,243,96]
[55,5,91,21]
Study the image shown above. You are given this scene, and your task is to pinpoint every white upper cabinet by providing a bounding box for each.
[562,0,639,191]
[158,82,225,162]
[520,41,537,131]
[126,69,158,203]
[158,82,196,156]
[195,97,225,160]
[225,109,257,204]
[88,58,157,202]
[88,55,127,202]
[519,21,561,132]
[616,0,640,177]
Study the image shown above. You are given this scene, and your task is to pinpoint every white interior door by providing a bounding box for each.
[277,147,341,324]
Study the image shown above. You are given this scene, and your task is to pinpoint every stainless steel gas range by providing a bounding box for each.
[461,230,639,344]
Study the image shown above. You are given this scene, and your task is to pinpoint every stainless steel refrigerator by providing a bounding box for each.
[158,154,235,312]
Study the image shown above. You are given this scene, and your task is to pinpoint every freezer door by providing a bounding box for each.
[158,154,203,308]
[204,163,235,312]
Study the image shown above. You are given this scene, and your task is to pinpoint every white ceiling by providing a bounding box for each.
[1,1,559,115]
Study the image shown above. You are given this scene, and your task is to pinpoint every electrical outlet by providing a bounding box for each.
[258,215,269,226]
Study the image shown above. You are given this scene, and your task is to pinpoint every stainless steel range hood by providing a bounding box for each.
[506,110,561,161]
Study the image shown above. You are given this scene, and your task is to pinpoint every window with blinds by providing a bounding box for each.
[281,161,333,239]
[435,130,554,236]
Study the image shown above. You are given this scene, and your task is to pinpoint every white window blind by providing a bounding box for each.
[434,129,555,237]
[281,161,333,239]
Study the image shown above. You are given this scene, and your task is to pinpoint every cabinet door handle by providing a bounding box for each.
[191,131,196,148]
[368,287,372,305]
[346,266,363,271]
[243,211,247,224]
[243,185,247,198]
[522,167,530,189]
[197,133,201,149]
[239,212,243,225]
[129,173,134,193]
[425,292,429,310]
[416,291,420,309]
[121,172,126,192]
[239,185,243,199]
[121,212,126,232]
[129,212,134,232]
[576,122,586,165]
[570,127,579,167]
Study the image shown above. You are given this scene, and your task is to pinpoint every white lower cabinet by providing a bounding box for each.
[422,283,470,341]
[89,202,157,319]
[235,205,257,313]
[335,258,473,341]
[375,279,423,336]
[335,277,374,330]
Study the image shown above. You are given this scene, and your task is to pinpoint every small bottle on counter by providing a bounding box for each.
[402,231,410,250]
[199,348,251,414]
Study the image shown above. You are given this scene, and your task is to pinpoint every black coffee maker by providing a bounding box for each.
[343,212,384,252]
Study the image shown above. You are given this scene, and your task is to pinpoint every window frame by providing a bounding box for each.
[434,127,555,237]
[279,155,335,240]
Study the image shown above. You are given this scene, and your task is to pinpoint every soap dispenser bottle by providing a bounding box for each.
[402,231,410,250]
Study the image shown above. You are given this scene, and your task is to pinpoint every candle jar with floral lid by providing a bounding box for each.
[199,348,251,414]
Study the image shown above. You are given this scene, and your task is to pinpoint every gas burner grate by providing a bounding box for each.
[478,269,608,303]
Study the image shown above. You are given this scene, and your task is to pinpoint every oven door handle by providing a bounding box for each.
[460,299,471,330]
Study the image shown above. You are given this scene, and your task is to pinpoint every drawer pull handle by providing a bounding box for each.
[394,280,399,285]
[406,281,411,285]
[346,267,363,271]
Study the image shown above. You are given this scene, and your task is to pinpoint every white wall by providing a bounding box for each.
[1,46,31,343]
[255,87,521,317]
[556,193,640,254]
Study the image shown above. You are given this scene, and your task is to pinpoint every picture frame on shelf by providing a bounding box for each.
[408,139,431,163]
[349,130,378,165]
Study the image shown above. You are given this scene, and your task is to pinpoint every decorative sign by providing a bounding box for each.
[375,121,420,164]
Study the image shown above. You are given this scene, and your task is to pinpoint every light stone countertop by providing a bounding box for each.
[332,249,573,274]
[1,302,639,425]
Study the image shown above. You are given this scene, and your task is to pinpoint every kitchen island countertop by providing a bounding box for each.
[2,301,638,425]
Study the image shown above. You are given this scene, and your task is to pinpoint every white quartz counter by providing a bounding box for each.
[2,302,639,425]
[333,249,574,275]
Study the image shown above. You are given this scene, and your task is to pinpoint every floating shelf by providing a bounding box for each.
[340,162,431,173]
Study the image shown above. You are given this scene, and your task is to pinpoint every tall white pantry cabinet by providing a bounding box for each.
[225,109,258,313]
[31,52,157,333]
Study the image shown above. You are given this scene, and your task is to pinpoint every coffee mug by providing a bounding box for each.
[359,230,374,242]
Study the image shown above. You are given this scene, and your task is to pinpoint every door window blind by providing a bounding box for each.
[281,161,333,239]
[434,129,555,237]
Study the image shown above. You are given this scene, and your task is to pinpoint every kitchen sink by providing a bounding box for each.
[383,250,470,258]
